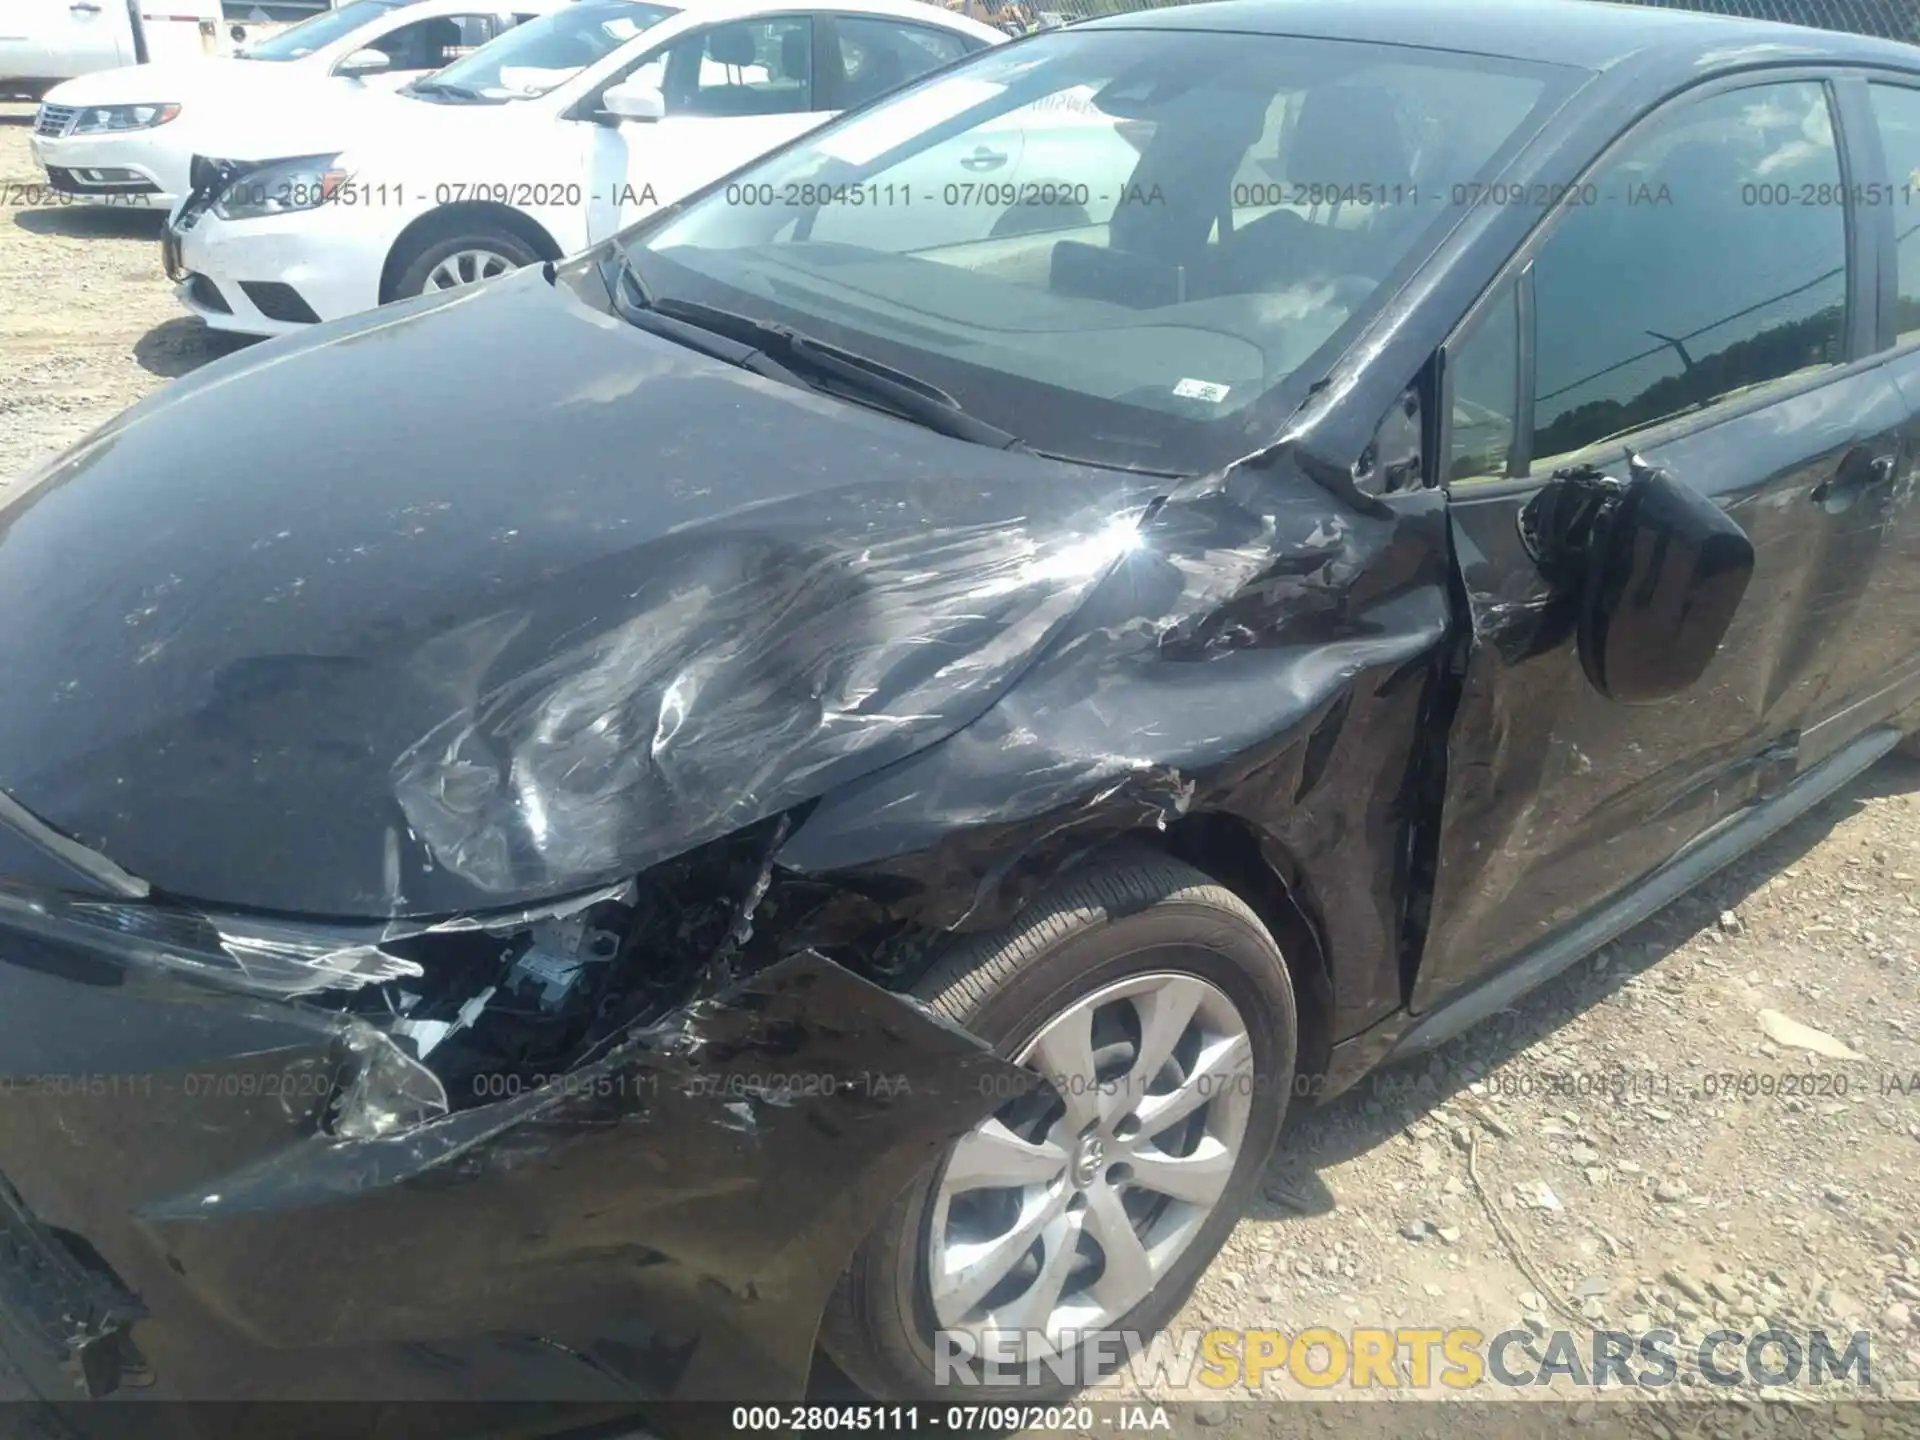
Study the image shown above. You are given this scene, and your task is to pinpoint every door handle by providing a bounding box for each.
[959,147,1007,172]
[70,3,103,11]
[1811,449,1896,512]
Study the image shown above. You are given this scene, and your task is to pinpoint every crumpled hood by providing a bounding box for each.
[0,266,1156,918]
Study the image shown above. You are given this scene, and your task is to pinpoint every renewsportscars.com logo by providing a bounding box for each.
[933,1326,1874,1390]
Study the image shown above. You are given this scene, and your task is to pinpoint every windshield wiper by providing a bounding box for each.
[602,253,1025,452]
[651,295,1029,453]
[602,252,813,388]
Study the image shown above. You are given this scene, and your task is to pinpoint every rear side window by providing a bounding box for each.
[830,17,973,110]
[1867,82,1920,345]
[1528,81,1848,464]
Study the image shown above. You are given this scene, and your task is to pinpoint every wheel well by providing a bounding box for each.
[379,203,563,303]
[1157,814,1335,1088]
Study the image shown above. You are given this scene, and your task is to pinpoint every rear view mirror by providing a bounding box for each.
[601,79,665,122]
[336,47,393,76]
[1521,456,1753,704]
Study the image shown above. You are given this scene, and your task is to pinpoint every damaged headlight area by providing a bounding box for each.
[327,886,661,1141]
[332,817,826,1138]
[0,817,834,1143]
[338,890,650,1138]
[0,880,426,996]
[367,820,785,1096]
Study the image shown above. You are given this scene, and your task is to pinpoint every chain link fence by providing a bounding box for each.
[1616,0,1919,42]
[964,0,1919,44]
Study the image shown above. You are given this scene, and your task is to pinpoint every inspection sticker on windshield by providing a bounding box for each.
[1174,378,1232,403]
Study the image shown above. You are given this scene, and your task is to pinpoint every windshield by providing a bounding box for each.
[423,0,677,100]
[628,29,1581,472]
[240,0,404,60]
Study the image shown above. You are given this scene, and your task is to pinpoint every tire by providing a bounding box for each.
[389,225,541,302]
[821,853,1298,1402]
[1899,731,1920,759]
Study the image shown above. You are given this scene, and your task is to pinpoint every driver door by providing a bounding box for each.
[1416,73,1905,1013]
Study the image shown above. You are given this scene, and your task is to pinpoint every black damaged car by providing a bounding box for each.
[1,0,1918,1419]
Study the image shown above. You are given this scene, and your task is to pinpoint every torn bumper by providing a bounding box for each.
[0,910,1026,1408]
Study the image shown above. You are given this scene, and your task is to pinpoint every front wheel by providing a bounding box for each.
[390,225,540,301]
[821,854,1297,1401]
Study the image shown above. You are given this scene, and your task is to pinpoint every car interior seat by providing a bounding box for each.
[1049,82,1266,308]
[1212,84,1417,296]
[685,25,772,115]
[709,24,757,70]
[779,28,810,104]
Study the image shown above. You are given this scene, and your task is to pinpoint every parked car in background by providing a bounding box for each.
[28,0,560,206]
[1,0,351,100]
[1,0,1917,1414]
[162,0,1003,334]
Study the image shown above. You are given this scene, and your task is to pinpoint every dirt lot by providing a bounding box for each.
[3,108,1920,1434]
[0,106,249,484]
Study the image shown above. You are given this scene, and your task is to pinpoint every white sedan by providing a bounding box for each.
[29,0,563,208]
[164,0,1005,335]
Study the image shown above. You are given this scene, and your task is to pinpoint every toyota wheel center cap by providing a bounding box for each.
[1072,1135,1106,1188]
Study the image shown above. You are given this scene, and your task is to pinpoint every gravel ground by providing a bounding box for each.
[1130,750,1920,1432]
[0,105,247,486]
[4,110,1920,1435]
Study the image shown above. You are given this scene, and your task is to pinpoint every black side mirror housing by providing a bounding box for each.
[1520,456,1754,704]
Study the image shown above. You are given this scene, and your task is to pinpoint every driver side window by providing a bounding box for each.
[1446,80,1851,485]
[361,14,494,72]
[828,19,974,111]
[1529,81,1847,465]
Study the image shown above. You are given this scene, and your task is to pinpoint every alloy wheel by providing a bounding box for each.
[423,248,519,291]
[926,970,1255,1359]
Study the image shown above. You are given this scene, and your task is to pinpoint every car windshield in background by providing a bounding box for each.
[239,0,405,59]
[420,0,677,100]
[630,29,1582,473]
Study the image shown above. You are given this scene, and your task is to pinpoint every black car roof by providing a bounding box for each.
[1075,0,1920,73]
